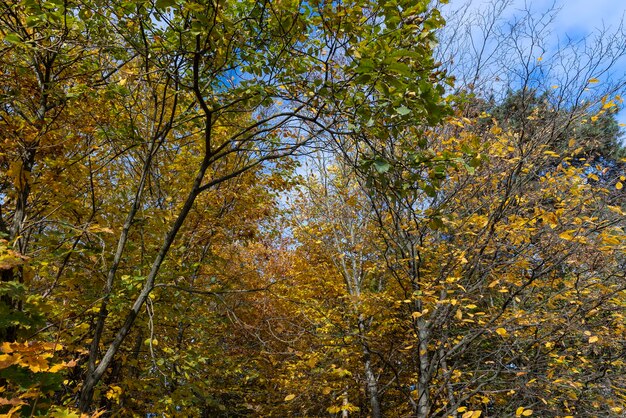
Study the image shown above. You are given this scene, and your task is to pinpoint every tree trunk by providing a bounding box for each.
[78,131,211,411]
[358,316,382,418]
[363,353,382,418]
[416,320,431,418]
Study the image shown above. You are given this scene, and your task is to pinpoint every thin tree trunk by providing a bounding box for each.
[416,320,431,418]
[78,111,212,411]
[363,353,382,418]
[358,316,382,418]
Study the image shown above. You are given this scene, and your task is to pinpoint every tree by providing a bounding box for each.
[4,0,623,416]
[269,2,626,415]
[1,0,450,414]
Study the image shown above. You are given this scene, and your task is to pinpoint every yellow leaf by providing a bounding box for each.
[522,410,533,416]
[495,328,508,337]
[588,78,599,83]
[48,362,67,373]
[0,353,17,369]
[543,150,560,157]
[616,182,623,190]
[105,385,123,402]
[602,235,620,245]
[19,355,49,372]
[284,394,296,401]
[588,335,599,343]
[516,407,525,416]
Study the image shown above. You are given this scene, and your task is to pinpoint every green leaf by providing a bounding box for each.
[387,62,412,77]
[4,33,22,44]
[155,0,176,9]
[395,105,411,116]
[373,158,390,174]
[423,184,437,197]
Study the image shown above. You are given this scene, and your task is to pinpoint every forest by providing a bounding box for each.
[0,0,625,416]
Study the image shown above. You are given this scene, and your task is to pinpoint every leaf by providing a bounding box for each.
[388,62,412,76]
[395,105,411,116]
[373,159,391,174]
[19,355,49,372]
[105,385,123,402]
[588,78,599,83]
[616,182,623,190]
[156,0,176,9]
[522,410,533,416]
[588,335,599,343]
[4,33,22,44]
[495,328,508,337]
[284,394,296,401]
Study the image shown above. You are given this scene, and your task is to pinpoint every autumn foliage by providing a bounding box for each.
[1,0,625,417]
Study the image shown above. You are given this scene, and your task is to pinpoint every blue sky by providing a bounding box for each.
[442,0,626,130]
[529,0,626,127]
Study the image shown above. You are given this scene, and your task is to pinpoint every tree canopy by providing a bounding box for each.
[1,0,625,417]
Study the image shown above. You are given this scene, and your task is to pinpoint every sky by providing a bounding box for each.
[532,0,626,128]
[444,0,626,129]
[545,0,625,35]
